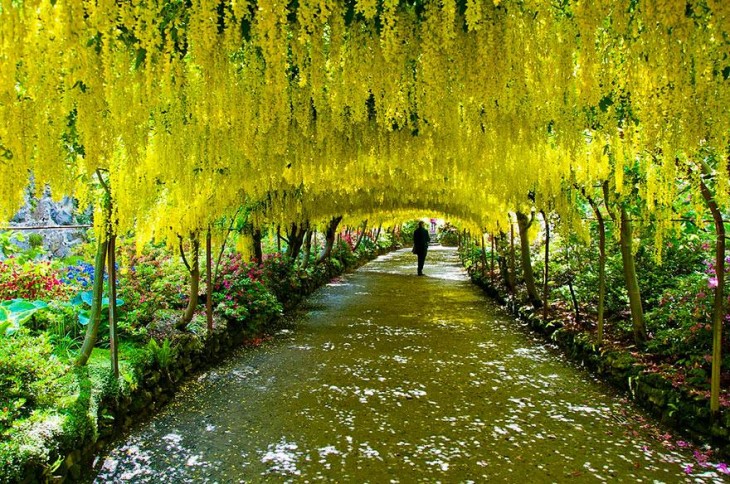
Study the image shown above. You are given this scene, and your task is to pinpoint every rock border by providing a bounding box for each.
[470,275,730,457]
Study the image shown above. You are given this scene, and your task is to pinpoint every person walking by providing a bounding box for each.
[412,221,431,276]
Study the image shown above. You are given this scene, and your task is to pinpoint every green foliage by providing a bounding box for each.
[146,338,175,369]
[0,259,69,301]
[0,299,49,336]
[32,301,81,336]
[398,220,423,245]
[0,332,66,433]
[375,232,393,250]
[644,270,725,380]
[67,290,124,326]
[214,253,283,329]
[0,231,47,263]
[117,242,187,329]
[28,233,44,250]
[333,239,357,266]
[438,222,459,246]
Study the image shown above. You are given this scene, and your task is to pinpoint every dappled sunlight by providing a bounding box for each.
[94,250,726,482]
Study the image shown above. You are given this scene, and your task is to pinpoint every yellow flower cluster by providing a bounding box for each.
[0,0,728,243]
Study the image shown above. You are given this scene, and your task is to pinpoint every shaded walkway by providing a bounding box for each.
[94,247,717,482]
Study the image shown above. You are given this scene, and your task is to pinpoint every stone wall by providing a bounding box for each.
[53,319,255,481]
[6,187,87,259]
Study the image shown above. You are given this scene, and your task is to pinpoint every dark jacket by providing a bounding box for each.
[413,226,430,254]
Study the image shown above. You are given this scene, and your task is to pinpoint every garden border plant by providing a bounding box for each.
[460,238,730,461]
[0,227,399,483]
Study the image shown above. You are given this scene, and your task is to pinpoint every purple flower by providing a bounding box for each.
[683,464,693,474]
[709,277,718,289]
[717,463,730,474]
[677,440,689,448]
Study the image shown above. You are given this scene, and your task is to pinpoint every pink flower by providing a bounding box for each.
[683,464,693,474]
[717,463,730,474]
[708,277,718,289]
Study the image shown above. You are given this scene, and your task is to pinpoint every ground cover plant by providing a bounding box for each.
[0,222,401,481]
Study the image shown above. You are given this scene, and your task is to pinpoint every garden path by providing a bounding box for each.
[93,247,724,482]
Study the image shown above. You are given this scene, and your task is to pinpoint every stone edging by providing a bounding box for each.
[469,276,730,457]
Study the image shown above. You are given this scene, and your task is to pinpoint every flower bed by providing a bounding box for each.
[0,237,395,482]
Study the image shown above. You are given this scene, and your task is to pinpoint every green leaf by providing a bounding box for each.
[0,299,48,327]
[4,299,37,312]
[78,310,90,326]
[101,297,125,308]
[0,309,17,336]
[80,291,94,306]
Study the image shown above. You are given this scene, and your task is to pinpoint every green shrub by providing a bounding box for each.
[146,338,175,369]
[0,332,67,433]
[214,254,283,329]
[438,222,459,246]
[117,243,187,328]
[333,239,357,266]
[0,259,70,301]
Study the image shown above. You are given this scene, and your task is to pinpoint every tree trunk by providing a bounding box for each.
[516,211,542,308]
[75,237,109,366]
[213,208,242,285]
[540,211,550,322]
[480,234,488,277]
[490,234,496,284]
[353,220,368,251]
[286,222,308,261]
[497,231,515,293]
[508,221,517,293]
[206,228,213,332]
[317,216,343,264]
[178,235,200,330]
[699,177,725,415]
[252,228,263,263]
[108,234,118,378]
[585,197,606,345]
[619,207,647,344]
[568,277,580,322]
[302,229,314,268]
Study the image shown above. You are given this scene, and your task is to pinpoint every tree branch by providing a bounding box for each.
[179,235,191,273]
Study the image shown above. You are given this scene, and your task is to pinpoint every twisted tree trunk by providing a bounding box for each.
[252,228,263,263]
[317,216,343,264]
[75,237,109,366]
[178,234,200,330]
[516,211,542,308]
[619,207,647,344]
